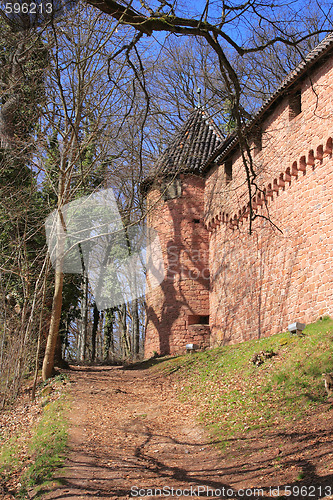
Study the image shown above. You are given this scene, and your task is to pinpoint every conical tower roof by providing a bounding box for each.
[155,108,224,176]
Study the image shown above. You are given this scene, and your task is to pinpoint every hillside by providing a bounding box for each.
[0,317,332,499]
[155,316,333,446]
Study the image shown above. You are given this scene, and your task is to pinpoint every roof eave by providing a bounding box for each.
[202,32,333,174]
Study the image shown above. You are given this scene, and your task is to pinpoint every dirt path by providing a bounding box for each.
[43,366,333,500]
[43,365,229,499]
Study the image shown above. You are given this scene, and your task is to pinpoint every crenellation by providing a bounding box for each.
[144,34,333,356]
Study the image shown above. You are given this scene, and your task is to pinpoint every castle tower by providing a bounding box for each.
[143,108,224,357]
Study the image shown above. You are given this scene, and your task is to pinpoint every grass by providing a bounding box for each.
[153,316,333,448]
[0,376,70,499]
[21,395,69,497]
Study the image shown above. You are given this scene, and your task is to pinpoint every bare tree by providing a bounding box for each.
[85,0,333,232]
[39,4,138,379]
[0,18,50,403]
[2,0,331,386]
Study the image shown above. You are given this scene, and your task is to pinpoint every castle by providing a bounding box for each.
[143,33,333,357]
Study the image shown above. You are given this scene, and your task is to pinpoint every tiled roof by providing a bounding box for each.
[203,31,333,170]
[154,107,224,176]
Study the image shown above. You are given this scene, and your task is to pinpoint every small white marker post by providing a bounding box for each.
[288,322,306,336]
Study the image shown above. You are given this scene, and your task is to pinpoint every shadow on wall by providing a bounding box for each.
[145,179,210,355]
[145,237,185,355]
[210,222,300,345]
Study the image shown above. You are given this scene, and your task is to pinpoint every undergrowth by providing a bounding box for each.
[154,316,333,448]
[0,376,70,499]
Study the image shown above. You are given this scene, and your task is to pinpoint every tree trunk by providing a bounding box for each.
[0,41,25,148]
[119,303,130,359]
[42,173,66,381]
[78,273,88,361]
[54,330,63,367]
[104,307,115,360]
[97,311,104,360]
[91,302,99,362]
[42,269,64,380]
[131,298,140,358]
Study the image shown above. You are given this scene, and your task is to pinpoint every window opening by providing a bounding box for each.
[254,127,262,155]
[225,158,232,184]
[188,315,209,326]
[289,89,301,119]
[162,178,181,201]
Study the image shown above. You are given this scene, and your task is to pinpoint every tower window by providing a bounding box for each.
[289,89,302,119]
[162,178,181,201]
[253,127,262,155]
[188,314,209,326]
[225,158,233,184]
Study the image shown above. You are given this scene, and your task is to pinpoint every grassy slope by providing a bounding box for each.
[155,317,333,448]
[0,375,70,499]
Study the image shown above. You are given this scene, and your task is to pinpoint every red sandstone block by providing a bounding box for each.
[145,58,333,357]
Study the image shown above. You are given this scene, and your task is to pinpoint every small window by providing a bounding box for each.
[193,218,200,224]
[162,178,181,201]
[253,127,262,155]
[289,89,301,119]
[225,158,232,184]
[188,315,209,326]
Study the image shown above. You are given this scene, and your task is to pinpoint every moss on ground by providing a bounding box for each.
[0,376,70,499]
[153,317,333,448]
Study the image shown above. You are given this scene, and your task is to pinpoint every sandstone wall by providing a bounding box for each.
[145,175,210,357]
[205,54,333,344]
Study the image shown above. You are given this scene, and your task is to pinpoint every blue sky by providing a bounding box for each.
[128,0,332,49]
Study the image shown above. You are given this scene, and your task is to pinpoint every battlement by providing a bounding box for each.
[144,34,333,356]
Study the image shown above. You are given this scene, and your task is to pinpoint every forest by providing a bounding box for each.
[0,0,332,408]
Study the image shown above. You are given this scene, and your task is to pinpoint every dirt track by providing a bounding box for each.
[43,366,333,500]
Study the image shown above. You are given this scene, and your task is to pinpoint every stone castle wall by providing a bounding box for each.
[205,53,333,345]
[144,175,210,357]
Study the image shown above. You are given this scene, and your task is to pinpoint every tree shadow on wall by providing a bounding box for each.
[146,184,210,355]
[210,223,300,344]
